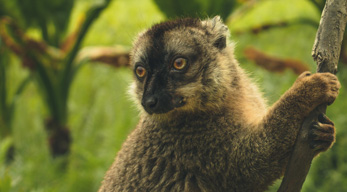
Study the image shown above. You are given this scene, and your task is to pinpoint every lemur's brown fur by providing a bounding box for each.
[99,17,340,192]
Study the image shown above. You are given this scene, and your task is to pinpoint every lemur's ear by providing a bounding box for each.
[201,16,230,50]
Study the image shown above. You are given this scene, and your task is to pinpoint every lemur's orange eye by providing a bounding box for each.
[173,58,187,70]
[135,66,146,78]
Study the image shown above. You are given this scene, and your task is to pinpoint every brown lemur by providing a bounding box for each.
[99,16,340,192]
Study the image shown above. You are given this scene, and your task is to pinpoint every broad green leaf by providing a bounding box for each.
[228,0,321,32]
[153,0,236,20]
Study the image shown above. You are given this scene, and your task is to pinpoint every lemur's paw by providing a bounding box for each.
[309,113,335,154]
[296,72,340,106]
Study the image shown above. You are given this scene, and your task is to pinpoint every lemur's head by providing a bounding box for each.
[130,16,237,118]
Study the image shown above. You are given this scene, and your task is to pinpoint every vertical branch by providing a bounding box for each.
[278,0,347,191]
[312,0,347,73]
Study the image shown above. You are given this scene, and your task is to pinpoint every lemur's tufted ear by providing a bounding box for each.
[201,16,230,50]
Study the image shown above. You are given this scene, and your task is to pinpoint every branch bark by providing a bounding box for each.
[76,46,130,68]
[278,0,347,191]
[244,47,309,75]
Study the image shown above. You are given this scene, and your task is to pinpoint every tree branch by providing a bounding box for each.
[244,47,309,75]
[278,0,347,191]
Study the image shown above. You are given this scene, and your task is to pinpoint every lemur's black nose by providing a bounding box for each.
[141,93,176,114]
[143,96,158,112]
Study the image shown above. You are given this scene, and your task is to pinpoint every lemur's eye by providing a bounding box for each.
[173,58,187,70]
[135,66,146,78]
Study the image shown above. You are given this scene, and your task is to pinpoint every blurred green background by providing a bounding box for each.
[0,0,346,191]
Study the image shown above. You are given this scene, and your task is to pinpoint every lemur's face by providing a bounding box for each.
[130,17,231,116]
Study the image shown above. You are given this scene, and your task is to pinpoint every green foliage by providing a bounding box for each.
[0,41,31,143]
[4,65,138,191]
[0,170,11,192]
[15,0,74,46]
[153,0,236,20]
[0,46,8,135]
[228,0,320,32]
[61,0,112,123]
[81,0,164,46]
[0,0,113,157]
[310,0,326,10]
[0,137,13,164]
[0,0,21,24]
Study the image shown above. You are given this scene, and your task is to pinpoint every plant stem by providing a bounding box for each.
[0,49,10,138]
[60,0,112,118]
